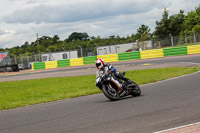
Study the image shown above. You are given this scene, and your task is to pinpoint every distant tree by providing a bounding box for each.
[181,10,198,35]
[66,32,89,42]
[181,5,200,35]
[195,5,200,24]
[136,24,151,40]
[154,8,170,38]
[21,41,29,49]
[168,10,185,36]
[53,35,60,43]
[154,9,185,37]
[193,25,200,34]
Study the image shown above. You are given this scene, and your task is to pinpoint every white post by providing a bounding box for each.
[79,46,83,57]
[169,34,174,47]
[192,31,197,45]
[47,49,51,61]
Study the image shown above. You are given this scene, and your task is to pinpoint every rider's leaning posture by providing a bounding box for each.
[95,58,130,90]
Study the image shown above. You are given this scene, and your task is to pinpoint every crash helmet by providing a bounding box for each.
[96,58,105,70]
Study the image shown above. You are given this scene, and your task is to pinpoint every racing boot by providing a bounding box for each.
[119,72,129,82]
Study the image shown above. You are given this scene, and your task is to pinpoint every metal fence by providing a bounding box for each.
[1,33,200,69]
[152,34,200,48]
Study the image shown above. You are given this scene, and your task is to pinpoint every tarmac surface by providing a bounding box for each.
[0,54,200,82]
[0,54,200,133]
[0,71,200,133]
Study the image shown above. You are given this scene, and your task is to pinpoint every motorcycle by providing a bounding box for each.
[96,71,141,101]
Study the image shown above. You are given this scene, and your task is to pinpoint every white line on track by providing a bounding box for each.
[154,121,200,133]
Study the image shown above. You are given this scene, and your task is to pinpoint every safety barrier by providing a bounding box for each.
[57,59,70,67]
[70,58,84,66]
[31,44,200,70]
[140,49,164,59]
[118,52,140,61]
[33,62,45,70]
[45,61,57,69]
[187,45,200,55]
[83,56,97,65]
[163,47,187,57]
[97,54,118,63]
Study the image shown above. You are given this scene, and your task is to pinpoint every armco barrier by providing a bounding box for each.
[57,59,70,67]
[33,62,45,70]
[97,54,119,62]
[83,56,97,65]
[70,58,84,66]
[45,61,57,69]
[164,46,187,57]
[140,49,164,59]
[118,52,140,61]
[187,45,200,55]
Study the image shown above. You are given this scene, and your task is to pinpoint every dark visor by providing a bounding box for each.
[96,63,101,67]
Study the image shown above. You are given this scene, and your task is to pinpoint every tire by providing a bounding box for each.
[102,85,120,101]
[129,82,141,97]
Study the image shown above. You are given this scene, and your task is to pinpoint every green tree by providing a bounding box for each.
[53,35,60,43]
[181,5,200,35]
[193,25,200,34]
[182,11,198,34]
[154,8,170,38]
[66,32,89,42]
[155,9,185,37]
[136,24,151,40]
[168,10,185,36]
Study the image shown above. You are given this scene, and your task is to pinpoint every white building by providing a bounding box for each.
[96,41,152,55]
[41,50,78,62]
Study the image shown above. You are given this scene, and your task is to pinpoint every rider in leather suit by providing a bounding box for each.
[95,58,130,90]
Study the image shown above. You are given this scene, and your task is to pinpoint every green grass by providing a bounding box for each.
[0,67,199,110]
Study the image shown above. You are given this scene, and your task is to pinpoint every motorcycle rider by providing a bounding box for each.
[95,58,130,90]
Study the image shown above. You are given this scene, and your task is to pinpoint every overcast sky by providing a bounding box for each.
[0,0,199,49]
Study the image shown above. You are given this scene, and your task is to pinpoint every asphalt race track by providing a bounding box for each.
[0,54,200,82]
[0,71,200,133]
[0,54,200,133]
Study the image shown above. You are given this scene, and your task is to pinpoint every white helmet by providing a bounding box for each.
[96,58,105,70]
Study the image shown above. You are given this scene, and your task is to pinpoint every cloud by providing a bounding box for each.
[0,0,199,48]
[0,29,6,36]
[167,0,199,15]
[0,28,17,48]
[2,0,169,24]
[25,7,163,40]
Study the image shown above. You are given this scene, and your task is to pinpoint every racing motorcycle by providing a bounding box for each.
[96,71,141,101]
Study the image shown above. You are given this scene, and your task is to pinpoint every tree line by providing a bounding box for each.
[1,5,199,58]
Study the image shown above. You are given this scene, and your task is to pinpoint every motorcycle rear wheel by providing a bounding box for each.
[102,85,120,101]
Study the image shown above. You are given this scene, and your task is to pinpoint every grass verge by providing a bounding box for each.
[0,67,199,110]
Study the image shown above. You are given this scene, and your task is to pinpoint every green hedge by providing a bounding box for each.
[118,52,140,61]
[83,56,97,65]
[164,47,187,57]
[57,59,70,67]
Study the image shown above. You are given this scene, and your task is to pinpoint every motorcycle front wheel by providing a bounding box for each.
[102,85,120,101]
[129,81,141,97]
